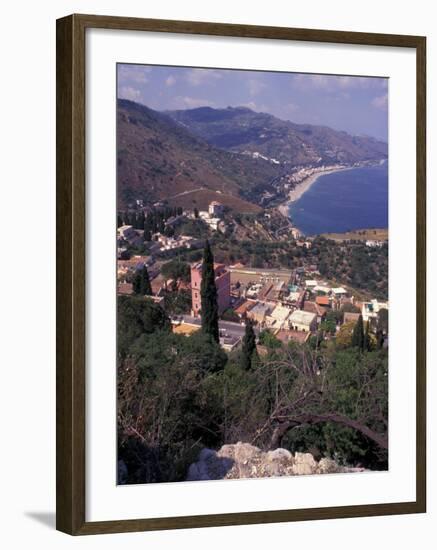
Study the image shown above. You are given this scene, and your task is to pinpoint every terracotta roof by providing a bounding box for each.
[234,300,256,316]
[315,295,330,306]
[303,301,326,317]
[258,283,273,301]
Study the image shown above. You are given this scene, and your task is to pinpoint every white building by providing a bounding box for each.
[313,285,331,295]
[361,299,389,323]
[198,211,221,230]
[332,287,347,296]
[208,201,224,218]
[366,240,384,248]
[289,310,317,332]
[265,304,292,330]
[118,225,136,240]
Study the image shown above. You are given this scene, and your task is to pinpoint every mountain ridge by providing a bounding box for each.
[166,105,388,166]
[117,99,281,210]
[117,100,387,211]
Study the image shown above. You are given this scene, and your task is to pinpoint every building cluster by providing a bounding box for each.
[117,200,227,259]
[196,201,226,232]
[117,224,203,257]
[148,234,202,254]
[169,261,388,350]
[365,239,384,248]
[286,164,346,185]
[117,200,388,352]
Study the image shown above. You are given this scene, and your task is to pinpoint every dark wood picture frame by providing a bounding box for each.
[56,13,427,535]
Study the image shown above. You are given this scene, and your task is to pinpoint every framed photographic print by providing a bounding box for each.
[56,14,426,535]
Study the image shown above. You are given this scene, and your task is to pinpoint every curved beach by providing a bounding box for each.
[287,162,389,235]
[277,166,350,217]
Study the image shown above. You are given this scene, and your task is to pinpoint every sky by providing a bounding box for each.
[117,64,388,142]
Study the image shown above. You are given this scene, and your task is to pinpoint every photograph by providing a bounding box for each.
[116,63,390,485]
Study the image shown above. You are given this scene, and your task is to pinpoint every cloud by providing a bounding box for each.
[371,93,388,110]
[285,102,299,113]
[292,73,386,92]
[165,75,176,87]
[185,68,223,86]
[118,86,142,101]
[118,65,149,84]
[239,101,258,110]
[247,78,267,96]
[171,96,216,109]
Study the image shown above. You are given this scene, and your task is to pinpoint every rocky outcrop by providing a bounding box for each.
[186,442,366,481]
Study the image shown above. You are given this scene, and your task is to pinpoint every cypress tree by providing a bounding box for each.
[133,266,152,296]
[377,329,385,349]
[241,319,256,371]
[364,320,372,351]
[141,265,152,296]
[352,314,365,351]
[200,240,219,343]
[133,271,141,295]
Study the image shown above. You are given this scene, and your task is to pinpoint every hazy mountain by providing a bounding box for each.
[166,106,388,166]
[117,100,281,210]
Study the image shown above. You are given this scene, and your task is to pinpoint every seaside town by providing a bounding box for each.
[116,76,389,484]
[117,198,388,353]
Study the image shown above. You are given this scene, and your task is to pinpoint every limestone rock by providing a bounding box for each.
[186,442,365,481]
[292,452,318,475]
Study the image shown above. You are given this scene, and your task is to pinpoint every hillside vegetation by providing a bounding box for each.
[117,100,281,208]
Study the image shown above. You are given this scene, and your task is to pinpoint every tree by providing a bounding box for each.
[364,320,372,351]
[118,331,227,483]
[376,329,385,349]
[258,329,281,349]
[246,346,388,468]
[163,290,192,315]
[221,308,240,323]
[164,225,175,238]
[351,314,365,351]
[200,241,219,343]
[340,302,360,314]
[161,260,191,282]
[117,295,171,358]
[133,266,152,296]
[241,320,257,370]
[320,312,337,335]
[336,321,355,349]
[378,308,389,334]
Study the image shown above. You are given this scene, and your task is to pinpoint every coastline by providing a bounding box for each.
[277,166,351,218]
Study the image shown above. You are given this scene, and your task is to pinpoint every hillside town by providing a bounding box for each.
[116,75,390,486]
[117,199,389,352]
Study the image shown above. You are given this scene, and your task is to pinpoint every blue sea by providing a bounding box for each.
[288,162,388,236]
